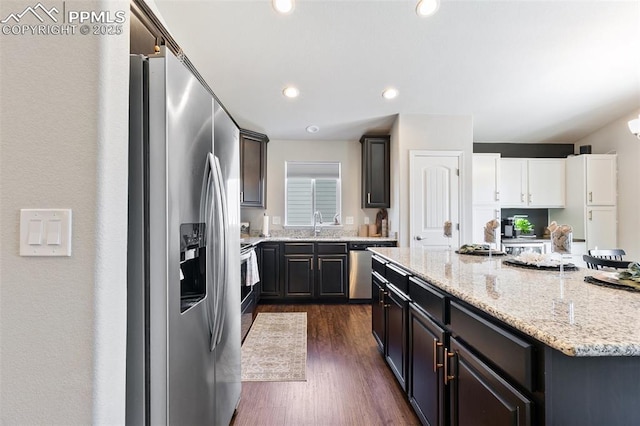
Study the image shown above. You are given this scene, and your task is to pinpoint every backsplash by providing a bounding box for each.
[501,208,549,238]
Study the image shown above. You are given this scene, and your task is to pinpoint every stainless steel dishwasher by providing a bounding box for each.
[348,241,396,301]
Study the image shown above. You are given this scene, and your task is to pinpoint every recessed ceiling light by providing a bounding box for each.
[416,0,440,17]
[282,86,300,98]
[306,125,320,133]
[382,88,399,100]
[272,0,295,14]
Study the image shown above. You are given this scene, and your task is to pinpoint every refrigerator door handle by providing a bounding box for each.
[212,155,229,348]
[200,154,217,348]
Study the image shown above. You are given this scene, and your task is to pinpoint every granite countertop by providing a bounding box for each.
[369,247,640,357]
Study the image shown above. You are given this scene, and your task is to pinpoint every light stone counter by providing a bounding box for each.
[369,247,640,357]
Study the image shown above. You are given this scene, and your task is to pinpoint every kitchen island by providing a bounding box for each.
[370,247,640,426]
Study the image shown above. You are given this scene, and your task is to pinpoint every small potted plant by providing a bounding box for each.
[514,218,534,237]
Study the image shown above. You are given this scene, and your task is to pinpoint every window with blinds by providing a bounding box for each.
[285,162,341,226]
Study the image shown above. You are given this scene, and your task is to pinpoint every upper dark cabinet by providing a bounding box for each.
[361,135,390,208]
[240,130,268,208]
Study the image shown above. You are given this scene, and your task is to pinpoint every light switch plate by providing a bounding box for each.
[20,209,72,256]
[364,217,370,224]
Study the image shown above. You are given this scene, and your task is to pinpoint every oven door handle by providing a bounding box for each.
[240,250,253,262]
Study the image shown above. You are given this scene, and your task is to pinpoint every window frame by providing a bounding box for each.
[284,161,342,228]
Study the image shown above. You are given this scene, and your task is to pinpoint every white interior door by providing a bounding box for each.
[410,152,461,249]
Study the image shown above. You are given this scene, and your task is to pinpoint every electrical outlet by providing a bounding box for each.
[364,217,370,225]
[272,216,280,225]
[345,216,354,225]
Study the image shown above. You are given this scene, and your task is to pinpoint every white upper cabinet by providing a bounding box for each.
[472,154,501,205]
[585,155,616,206]
[499,158,566,208]
[499,159,527,206]
[527,159,566,207]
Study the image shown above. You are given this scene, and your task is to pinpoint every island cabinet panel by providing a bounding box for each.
[371,270,387,352]
[386,283,409,391]
[258,243,281,298]
[409,304,448,426]
[409,276,447,324]
[449,301,535,392]
[449,338,533,426]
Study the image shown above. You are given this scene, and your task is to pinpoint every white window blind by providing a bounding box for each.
[285,162,341,226]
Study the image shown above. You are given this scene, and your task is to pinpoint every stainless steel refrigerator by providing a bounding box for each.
[127,47,241,425]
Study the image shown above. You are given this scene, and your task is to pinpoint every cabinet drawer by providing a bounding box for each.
[449,301,535,392]
[386,263,410,294]
[284,243,314,255]
[372,255,387,275]
[317,242,347,254]
[409,277,447,325]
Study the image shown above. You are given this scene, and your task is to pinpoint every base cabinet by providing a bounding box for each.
[372,270,387,351]
[375,266,539,426]
[386,283,409,391]
[409,304,447,426]
[449,337,533,426]
[259,241,348,301]
[259,243,281,298]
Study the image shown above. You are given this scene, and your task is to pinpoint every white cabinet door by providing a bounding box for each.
[586,206,617,251]
[473,154,500,205]
[586,156,616,206]
[527,159,565,207]
[472,206,501,245]
[500,159,527,207]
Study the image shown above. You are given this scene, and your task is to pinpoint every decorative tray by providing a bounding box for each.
[584,272,640,293]
[503,258,577,271]
[455,249,506,256]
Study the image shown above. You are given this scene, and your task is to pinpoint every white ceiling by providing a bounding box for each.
[151,0,640,143]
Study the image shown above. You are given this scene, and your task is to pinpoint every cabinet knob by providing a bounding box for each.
[415,236,424,241]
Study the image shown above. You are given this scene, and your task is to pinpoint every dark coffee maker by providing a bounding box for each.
[501,217,514,238]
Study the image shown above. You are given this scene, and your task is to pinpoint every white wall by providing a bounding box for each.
[390,114,474,247]
[574,109,640,260]
[0,1,129,423]
[241,139,381,235]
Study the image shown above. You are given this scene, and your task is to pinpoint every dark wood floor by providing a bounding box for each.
[231,304,420,426]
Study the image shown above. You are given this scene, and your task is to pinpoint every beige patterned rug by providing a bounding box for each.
[241,312,307,382]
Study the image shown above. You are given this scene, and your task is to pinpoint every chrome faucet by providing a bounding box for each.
[313,210,323,236]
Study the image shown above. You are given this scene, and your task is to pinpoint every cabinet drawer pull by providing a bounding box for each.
[588,210,593,221]
[379,290,388,306]
[240,191,244,203]
[520,193,524,202]
[495,191,500,201]
[589,191,593,202]
[433,338,443,372]
[444,350,455,385]
[368,192,371,204]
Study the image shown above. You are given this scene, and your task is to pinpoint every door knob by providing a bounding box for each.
[415,236,424,241]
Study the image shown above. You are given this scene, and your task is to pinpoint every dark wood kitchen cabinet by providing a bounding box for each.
[371,270,387,352]
[409,304,447,426]
[361,135,390,208]
[240,129,268,208]
[386,282,409,392]
[258,243,281,299]
[448,337,533,426]
[284,243,314,298]
[316,243,348,300]
[373,258,541,425]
